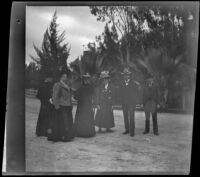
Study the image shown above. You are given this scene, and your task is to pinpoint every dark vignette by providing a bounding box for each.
[5,2,25,175]
[4,1,199,175]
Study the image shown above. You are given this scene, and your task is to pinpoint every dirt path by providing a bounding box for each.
[26,97,193,174]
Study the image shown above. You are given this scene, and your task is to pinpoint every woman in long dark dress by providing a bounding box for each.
[94,71,115,133]
[74,73,96,137]
[36,77,54,137]
[47,72,74,142]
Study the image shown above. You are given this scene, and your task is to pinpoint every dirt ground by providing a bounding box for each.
[25,97,193,174]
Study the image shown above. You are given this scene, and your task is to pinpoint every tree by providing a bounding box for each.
[30,11,71,81]
[90,6,141,66]
[135,4,198,109]
[90,4,198,110]
[95,24,122,72]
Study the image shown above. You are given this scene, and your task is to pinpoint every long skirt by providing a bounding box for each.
[47,106,75,142]
[95,104,115,129]
[36,103,53,137]
[74,104,96,138]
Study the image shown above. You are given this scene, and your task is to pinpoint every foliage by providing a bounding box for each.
[30,11,71,81]
[89,4,198,109]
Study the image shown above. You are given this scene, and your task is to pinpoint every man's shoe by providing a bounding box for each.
[154,132,159,136]
[143,130,149,134]
[106,128,113,133]
[123,130,129,135]
[98,128,102,133]
[130,133,135,137]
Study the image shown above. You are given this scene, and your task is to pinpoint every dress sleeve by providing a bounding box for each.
[74,87,81,101]
[36,85,43,100]
[138,85,143,105]
[52,83,60,109]
[142,86,147,105]
[92,86,100,106]
[110,84,116,105]
[134,82,140,104]
[155,86,160,104]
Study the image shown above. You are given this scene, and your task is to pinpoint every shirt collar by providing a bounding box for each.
[124,79,130,83]
[105,83,109,89]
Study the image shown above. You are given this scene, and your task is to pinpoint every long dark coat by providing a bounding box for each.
[94,83,115,129]
[74,83,96,137]
[36,81,54,137]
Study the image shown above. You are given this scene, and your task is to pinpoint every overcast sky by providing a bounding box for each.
[26,6,106,64]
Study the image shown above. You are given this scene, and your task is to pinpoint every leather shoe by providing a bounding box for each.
[154,132,159,136]
[98,128,102,133]
[106,128,114,133]
[143,131,149,134]
[130,133,135,137]
[123,130,129,135]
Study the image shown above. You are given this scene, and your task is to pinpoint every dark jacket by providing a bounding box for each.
[119,79,139,105]
[96,83,115,106]
[94,83,115,128]
[143,84,159,105]
[52,82,73,109]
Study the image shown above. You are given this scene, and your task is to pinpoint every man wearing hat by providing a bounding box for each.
[142,76,159,135]
[94,71,115,133]
[120,68,139,137]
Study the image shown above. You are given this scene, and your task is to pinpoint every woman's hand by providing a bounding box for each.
[47,128,52,134]
[49,98,53,104]
[55,105,60,110]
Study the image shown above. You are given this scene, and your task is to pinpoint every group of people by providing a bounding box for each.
[35,67,160,142]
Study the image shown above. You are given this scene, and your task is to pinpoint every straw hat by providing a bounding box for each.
[100,71,110,79]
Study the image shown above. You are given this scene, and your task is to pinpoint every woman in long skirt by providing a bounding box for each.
[36,77,54,137]
[94,71,115,132]
[74,73,96,137]
[47,72,74,142]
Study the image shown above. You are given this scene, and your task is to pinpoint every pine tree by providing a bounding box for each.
[30,11,71,81]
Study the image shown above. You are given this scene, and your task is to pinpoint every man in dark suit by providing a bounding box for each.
[142,77,159,136]
[120,68,139,137]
